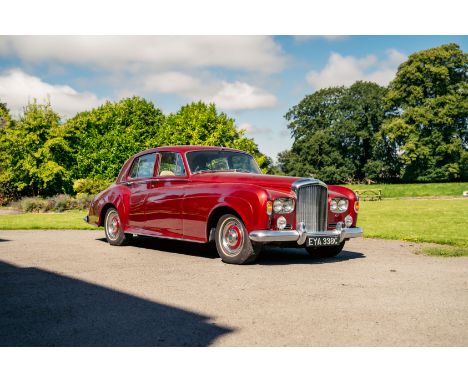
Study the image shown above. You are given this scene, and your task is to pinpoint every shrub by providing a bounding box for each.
[12,194,94,213]
[65,193,93,210]
[74,193,94,210]
[0,182,18,206]
[73,178,112,196]
[53,194,72,212]
[42,198,56,212]
[18,197,48,212]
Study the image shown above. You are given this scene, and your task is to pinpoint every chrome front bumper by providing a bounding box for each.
[249,224,363,245]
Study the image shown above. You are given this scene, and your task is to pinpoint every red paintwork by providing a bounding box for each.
[87,146,359,243]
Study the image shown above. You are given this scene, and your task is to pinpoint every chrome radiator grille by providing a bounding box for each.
[295,182,328,232]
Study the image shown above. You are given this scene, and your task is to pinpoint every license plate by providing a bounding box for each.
[307,236,339,247]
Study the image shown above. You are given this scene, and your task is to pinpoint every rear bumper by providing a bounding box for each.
[249,225,363,245]
[84,215,99,227]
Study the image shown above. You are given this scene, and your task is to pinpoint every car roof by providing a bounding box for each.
[135,145,246,157]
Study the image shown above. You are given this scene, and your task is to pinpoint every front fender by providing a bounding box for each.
[206,185,270,233]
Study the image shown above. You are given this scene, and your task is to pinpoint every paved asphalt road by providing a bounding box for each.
[1,230,467,346]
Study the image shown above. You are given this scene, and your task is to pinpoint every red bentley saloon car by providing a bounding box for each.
[85,146,362,264]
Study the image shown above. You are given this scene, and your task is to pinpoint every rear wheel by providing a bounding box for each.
[215,214,261,264]
[104,207,132,246]
[306,242,345,258]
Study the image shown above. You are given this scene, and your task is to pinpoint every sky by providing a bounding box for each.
[0,35,467,160]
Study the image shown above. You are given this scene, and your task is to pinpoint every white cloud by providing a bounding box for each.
[386,48,407,66]
[208,81,277,111]
[238,122,273,135]
[0,36,286,74]
[306,49,407,89]
[0,36,285,113]
[238,122,254,132]
[0,69,105,117]
[141,71,277,111]
[143,72,204,94]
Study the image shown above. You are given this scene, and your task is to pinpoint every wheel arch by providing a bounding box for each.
[206,205,243,242]
[99,203,117,227]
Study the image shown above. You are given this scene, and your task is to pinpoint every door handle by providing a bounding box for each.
[124,181,134,186]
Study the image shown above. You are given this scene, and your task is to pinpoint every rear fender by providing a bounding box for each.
[93,185,131,229]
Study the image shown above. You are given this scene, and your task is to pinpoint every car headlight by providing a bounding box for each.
[330,198,348,213]
[337,199,348,212]
[273,198,295,214]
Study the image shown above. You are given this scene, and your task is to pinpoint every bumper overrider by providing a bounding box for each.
[249,222,363,245]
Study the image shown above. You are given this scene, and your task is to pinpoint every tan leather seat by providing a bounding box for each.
[159,170,175,176]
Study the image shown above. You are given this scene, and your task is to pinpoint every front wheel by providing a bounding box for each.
[104,207,132,246]
[215,214,262,264]
[306,242,345,258]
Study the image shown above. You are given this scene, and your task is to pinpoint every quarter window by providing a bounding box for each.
[128,153,156,179]
[158,152,186,176]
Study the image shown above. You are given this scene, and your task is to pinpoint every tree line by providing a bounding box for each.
[0,43,466,202]
[279,43,467,183]
[0,100,270,201]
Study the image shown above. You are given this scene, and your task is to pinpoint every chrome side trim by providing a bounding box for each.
[249,227,363,244]
[124,230,206,244]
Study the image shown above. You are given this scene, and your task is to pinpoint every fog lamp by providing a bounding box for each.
[277,216,287,230]
[344,214,353,228]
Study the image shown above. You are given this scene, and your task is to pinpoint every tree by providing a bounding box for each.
[161,102,271,172]
[279,81,396,183]
[383,43,468,182]
[64,97,165,181]
[0,100,11,129]
[0,100,72,196]
[0,100,15,202]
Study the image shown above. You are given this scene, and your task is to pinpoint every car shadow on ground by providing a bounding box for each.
[0,260,232,346]
[96,235,219,259]
[0,238,11,242]
[257,247,365,265]
[97,236,365,265]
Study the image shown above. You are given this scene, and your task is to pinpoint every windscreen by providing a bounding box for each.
[186,150,261,175]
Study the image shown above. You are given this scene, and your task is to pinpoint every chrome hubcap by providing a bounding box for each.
[106,211,120,240]
[220,218,243,257]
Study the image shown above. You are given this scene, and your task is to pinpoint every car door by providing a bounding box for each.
[144,151,188,238]
[125,152,157,230]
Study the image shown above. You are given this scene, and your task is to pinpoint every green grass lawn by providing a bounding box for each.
[422,246,468,257]
[0,210,100,230]
[1,199,467,255]
[358,199,468,247]
[342,182,468,198]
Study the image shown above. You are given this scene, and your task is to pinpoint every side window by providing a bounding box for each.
[158,152,186,177]
[128,153,156,179]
